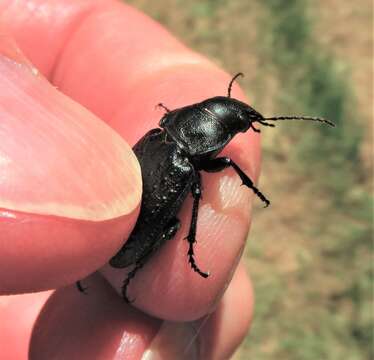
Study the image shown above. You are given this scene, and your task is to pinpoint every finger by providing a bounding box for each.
[140,262,253,360]
[0,291,51,359]
[29,273,161,359]
[0,35,141,294]
[2,0,261,319]
[198,262,254,360]
[30,264,253,360]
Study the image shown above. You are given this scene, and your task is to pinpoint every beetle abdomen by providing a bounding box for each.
[109,129,195,268]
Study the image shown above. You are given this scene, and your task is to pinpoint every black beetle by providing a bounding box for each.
[77,73,334,302]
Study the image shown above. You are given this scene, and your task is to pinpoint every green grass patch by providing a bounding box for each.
[249,1,373,359]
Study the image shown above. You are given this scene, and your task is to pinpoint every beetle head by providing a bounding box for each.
[222,72,335,133]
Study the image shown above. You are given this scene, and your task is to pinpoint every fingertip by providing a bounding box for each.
[0,44,141,293]
[131,263,254,360]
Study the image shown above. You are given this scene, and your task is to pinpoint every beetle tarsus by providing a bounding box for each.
[76,280,88,294]
[187,241,209,278]
[185,174,209,278]
[122,262,144,303]
[230,160,270,207]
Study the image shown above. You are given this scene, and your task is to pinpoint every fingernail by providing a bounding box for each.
[141,321,200,360]
[0,50,141,221]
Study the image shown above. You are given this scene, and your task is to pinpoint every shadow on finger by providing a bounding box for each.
[29,273,160,360]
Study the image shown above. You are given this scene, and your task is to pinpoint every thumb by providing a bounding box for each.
[0,35,141,294]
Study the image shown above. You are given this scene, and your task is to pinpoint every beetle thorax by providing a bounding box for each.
[160,96,252,157]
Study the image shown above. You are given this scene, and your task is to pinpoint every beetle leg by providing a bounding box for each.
[185,173,209,278]
[121,260,146,303]
[156,102,171,113]
[76,280,88,294]
[122,218,181,303]
[201,157,270,207]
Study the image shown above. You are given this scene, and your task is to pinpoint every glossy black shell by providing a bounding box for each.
[110,96,263,269]
[109,129,195,267]
[159,96,263,157]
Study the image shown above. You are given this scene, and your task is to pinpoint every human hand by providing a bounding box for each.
[0,0,258,358]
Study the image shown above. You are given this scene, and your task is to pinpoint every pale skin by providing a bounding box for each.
[0,0,257,358]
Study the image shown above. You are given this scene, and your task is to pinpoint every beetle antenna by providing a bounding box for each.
[227,72,244,98]
[263,116,335,127]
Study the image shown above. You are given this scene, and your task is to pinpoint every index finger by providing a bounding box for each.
[3,0,261,320]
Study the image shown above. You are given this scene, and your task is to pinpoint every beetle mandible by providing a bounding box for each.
[77,73,334,302]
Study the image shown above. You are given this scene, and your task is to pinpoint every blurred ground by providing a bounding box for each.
[126,1,373,359]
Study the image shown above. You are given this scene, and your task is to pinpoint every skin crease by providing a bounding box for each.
[1,0,259,358]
